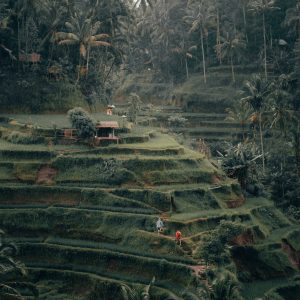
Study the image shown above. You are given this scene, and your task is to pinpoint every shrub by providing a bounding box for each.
[221,142,261,189]
[67,107,96,139]
[167,115,188,127]
[196,220,247,266]
[5,130,44,144]
[128,93,142,123]
[285,206,300,221]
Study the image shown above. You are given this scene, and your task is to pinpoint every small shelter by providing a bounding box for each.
[19,53,41,63]
[95,121,119,144]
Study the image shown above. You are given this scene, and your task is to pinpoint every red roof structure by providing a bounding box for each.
[96,121,119,129]
[19,53,41,63]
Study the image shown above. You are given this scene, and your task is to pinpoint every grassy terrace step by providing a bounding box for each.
[28,267,181,300]
[43,237,195,265]
[141,112,227,121]
[242,278,298,300]
[185,120,245,129]
[53,155,205,172]
[0,113,125,129]
[10,235,194,265]
[0,185,172,211]
[250,206,292,236]
[0,207,160,241]
[142,169,217,185]
[18,242,193,288]
[0,206,251,240]
[0,161,45,182]
[0,149,55,160]
[171,127,244,136]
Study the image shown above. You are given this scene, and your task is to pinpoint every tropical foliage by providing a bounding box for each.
[0,230,37,300]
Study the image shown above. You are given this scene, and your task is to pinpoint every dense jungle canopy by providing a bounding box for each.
[0,0,300,109]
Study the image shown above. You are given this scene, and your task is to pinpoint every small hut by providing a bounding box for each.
[95,121,119,144]
[19,53,41,63]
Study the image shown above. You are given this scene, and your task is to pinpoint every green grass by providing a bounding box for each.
[242,277,293,300]
[28,267,183,300]
[19,242,192,287]
[0,113,124,129]
[284,230,300,251]
[1,115,299,298]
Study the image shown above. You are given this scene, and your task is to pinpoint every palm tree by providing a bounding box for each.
[0,0,17,61]
[241,74,271,173]
[239,0,249,41]
[210,270,243,300]
[216,31,246,82]
[226,104,252,141]
[184,0,215,84]
[248,0,280,80]
[267,89,295,138]
[38,0,68,50]
[14,0,41,56]
[284,1,300,38]
[171,42,197,80]
[0,230,38,299]
[54,11,111,78]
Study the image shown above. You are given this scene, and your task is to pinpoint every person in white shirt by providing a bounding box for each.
[156,217,164,235]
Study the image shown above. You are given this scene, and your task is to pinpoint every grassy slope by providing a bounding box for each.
[0,117,299,298]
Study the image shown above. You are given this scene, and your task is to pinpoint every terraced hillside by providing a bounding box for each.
[0,118,299,299]
[138,109,246,143]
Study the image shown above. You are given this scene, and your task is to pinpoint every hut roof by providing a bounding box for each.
[96,121,119,128]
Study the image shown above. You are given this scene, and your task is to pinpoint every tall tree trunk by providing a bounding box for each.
[270,26,273,50]
[185,56,189,80]
[241,122,246,141]
[263,13,268,80]
[216,8,222,64]
[86,44,91,77]
[259,111,265,174]
[200,28,207,84]
[230,52,235,83]
[242,5,248,42]
[17,18,21,71]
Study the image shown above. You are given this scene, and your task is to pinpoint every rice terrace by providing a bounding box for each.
[0,0,300,299]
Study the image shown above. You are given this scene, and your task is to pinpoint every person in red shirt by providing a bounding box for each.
[175,230,182,246]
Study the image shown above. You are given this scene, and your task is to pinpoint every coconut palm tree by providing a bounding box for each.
[54,10,111,78]
[216,30,246,82]
[267,89,295,138]
[171,42,197,80]
[248,0,280,80]
[38,0,68,50]
[226,104,252,141]
[241,74,271,173]
[184,0,215,84]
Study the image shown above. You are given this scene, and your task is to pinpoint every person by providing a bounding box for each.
[175,230,182,246]
[156,217,164,235]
